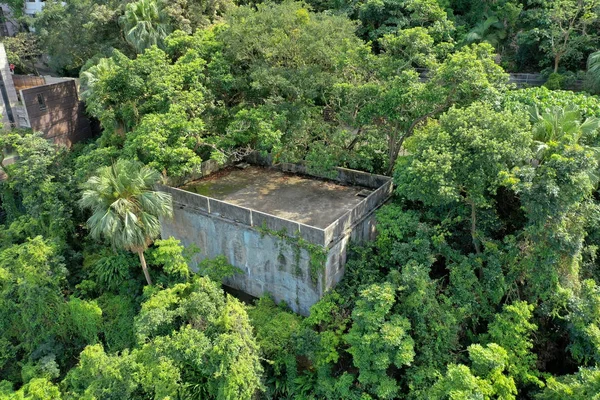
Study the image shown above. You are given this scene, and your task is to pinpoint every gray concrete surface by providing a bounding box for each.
[182,166,365,229]
[160,204,379,315]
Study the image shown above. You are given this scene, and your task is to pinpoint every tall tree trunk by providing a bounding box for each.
[138,250,153,285]
[554,54,561,73]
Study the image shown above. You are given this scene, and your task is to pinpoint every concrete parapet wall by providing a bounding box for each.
[335,167,389,189]
[210,199,253,225]
[298,224,326,245]
[163,165,392,247]
[166,158,226,187]
[252,210,300,235]
[322,179,392,244]
[158,184,210,213]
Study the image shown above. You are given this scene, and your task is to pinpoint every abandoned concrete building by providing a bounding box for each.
[159,162,392,315]
[0,43,91,146]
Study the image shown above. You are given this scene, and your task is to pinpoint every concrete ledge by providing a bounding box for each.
[209,199,252,225]
[166,158,226,186]
[366,186,385,212]
[252,210,300,236]
[158,184,210,212]
[326,211,352,243]
[299,224,326,246]
[245,151,273,166]
[335,167,389,189]
[279,162,308,175]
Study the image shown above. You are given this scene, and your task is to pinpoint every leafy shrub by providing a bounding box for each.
[544,72,564,90]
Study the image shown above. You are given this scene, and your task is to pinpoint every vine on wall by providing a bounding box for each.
[257,223,327,285]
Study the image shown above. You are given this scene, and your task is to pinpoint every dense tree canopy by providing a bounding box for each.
[3,0,600,398]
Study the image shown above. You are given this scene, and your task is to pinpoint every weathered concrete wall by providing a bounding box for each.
[161,204,379,315]
[159,165,391,315]
[161,206,324,315]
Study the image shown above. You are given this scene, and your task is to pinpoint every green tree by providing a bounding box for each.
[0,131,76,242]
[483,301,541,387]
[120,0,173,54]
[395,102,532,254]
[159,0,232,34]
[529,104,600,163]
[566,280,600,365]
[33,0,128,75]
[342,0,455,45]
[345,282,415,399]
[517,104,600,302]
[532,0,600,72]
[429,344,518,400]
[0,377,63,399]
[337,43,509,174]
[3,33,42,75]
[537,367,600,399]
[64,276,262,399]
[79,159,173,285]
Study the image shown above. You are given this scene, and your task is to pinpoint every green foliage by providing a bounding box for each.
[533,0,600,72]
[544,72,565,90]
[0,237,67,358]
[588,50,600,92]
[79,159,173,285]
[504,87,600,119]
[430,343,518,400]
[483,301,542,387]
[248,296,301,397]
[149,237,192,282]
[3,33,42,75]
[0,131,77,242]
[338,42,509,173]
[537,367,600,399]
[197,255,241,282]
[66,298,102,345]
[64,277,263,399]
[0,378,63,400]
[345,283,415,399]
[120,0,172,53]
[207,297,264,399]
[134,275,225,342]
[83,248,138,292]
[33,0,128,75]
[396,102,532,254]
[567,280,600,365]
[96,294,137,352]
[160,0,232,34]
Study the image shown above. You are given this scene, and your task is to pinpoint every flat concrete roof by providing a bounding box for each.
[181,166,368,228]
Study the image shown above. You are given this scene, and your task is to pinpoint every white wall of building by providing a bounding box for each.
[23,0,45,16]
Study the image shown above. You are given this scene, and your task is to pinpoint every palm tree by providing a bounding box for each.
[464,14,507,48]
[587,51,600,89]
[120,0,172,54]
[529,105,600,180]
[79,159,173,285]
[80,57,116,102]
